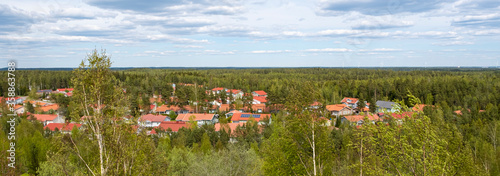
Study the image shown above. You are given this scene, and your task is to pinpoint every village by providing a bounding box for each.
[1,84,475,140]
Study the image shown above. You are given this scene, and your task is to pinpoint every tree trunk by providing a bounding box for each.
[312,116,317,176]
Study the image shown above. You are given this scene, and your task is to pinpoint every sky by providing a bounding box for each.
[1,0,500,68]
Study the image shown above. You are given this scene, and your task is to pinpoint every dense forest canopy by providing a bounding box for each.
[2,68,499,108]
[1,58,500,175]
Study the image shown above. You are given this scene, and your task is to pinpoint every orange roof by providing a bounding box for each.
[177,113,216,121]
[215,122,246,134]
[231,113,270,122]
[45,123,81,131]
[212,87,225,91]
[325,104,349,111]
[151,121,190,133]
[14,104,23,110]
[253,96,267,103]
[343,114,380,122]
[155,105,192,112]
[26,101,48,106]
[140,114,169,122]
[412,104,434,111]
[219,104,230,111]
[37,104,59,112]
[341,97,359,104]
[245,104,267,112]
[310,101,322,106]
[454,109,486,115]
[149,97,162,103]
[253,90,267,96]
[29,114,58,122]
[361,103,370,112]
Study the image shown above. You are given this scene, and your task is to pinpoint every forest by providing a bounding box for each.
[1,51,500,175]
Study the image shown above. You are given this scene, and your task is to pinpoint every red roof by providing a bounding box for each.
[140,114,169,122]
[177,113,216,121]
[341,97,359,104]
[226,89,242,94]
[45,123,81,131]
[212,87,225,91]
[343,114,380,122]
[389,112,414,119]
[29,114,58,122]
[253,90,267,96]
[253,96,268,103]
[231,113,270,122]
[151,121,190,133]
[57,88,74,92]
[325,104,349,111]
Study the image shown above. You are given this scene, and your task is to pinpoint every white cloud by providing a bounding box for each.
[305,48,351,52]
[250,50,291,54]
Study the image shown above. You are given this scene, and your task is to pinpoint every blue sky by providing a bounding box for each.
[1,0,500,68]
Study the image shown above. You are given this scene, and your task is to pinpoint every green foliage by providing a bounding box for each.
[4,62,500,175]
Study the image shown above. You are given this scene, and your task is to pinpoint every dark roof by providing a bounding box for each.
[376,100,397,109]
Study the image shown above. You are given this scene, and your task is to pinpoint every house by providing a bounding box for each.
[150,121,190,135]
[44,123,81,133]
[211,87,226,94]
[384,112,415,124]
[412,104,434,112]
[247,104,267,113]
[454,109,486,115]
[215,122,246,134]
[342,114,380,126]
[341,97,359,108]
[252,90,267,97]
[325,104,352,116]
[252,96,267,104]
[138,114,170,127]
[376,101,399,113]
[36,89,53,94]
[56,88,74,93]
[36,104,59,113]
[219,104,231,112]
[56,88,74,96]
[230,113,271,124]
[310,101,322,109]
[359,103,370,112]
[226,89,244,99]
[177,113,219,125]
[25,100,48,107]
[29,114,65,126]
[268,104,285,113]
[149,96,162,105]
[155,104,193,114]
[14,105,24,114]
[5,97,25,104]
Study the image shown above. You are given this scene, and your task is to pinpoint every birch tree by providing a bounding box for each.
[71,49,128,176]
